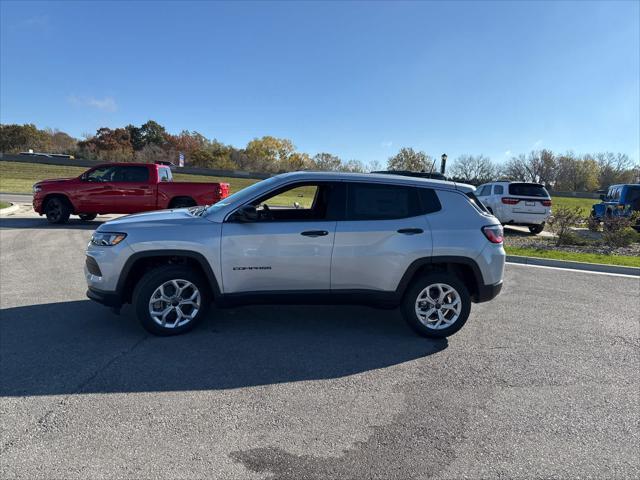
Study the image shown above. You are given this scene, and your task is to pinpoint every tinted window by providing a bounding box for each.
[112,166,149,182]
[508,183,549,197]
[417,188,442,214]
[346,183,420,220]
[494,185,504,195]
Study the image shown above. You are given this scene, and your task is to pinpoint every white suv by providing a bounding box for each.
[475,181,552,234]
[85,172,506,338]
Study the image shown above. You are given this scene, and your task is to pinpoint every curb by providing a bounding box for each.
[0,203,20,216]
[506,255,640,277]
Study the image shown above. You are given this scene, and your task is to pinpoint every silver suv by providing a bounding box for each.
[85,172,505,338]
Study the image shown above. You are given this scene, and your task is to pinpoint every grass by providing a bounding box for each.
[0,201,10,209]
[0,160,319,207]
[0,160,262,195]
[551,196,596,216]
[505,246,640,268]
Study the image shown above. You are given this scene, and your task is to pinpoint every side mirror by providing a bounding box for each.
[600,194,606,201]
[231,205,259,222]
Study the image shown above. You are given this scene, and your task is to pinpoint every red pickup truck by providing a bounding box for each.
[33,163,230,224]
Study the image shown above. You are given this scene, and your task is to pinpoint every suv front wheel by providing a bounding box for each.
[401,273,471,338]
[133,265,210,335]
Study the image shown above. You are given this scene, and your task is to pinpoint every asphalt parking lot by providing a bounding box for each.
[1,204,639,479]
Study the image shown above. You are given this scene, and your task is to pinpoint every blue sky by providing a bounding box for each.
[1,1,638,166]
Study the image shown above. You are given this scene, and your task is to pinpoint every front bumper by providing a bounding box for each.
[86,287,123,307]
[33,194,44,214]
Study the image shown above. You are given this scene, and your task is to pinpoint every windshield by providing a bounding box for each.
[204,176,279,214]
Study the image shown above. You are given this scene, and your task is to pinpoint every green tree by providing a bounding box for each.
[387,147,432,171]
[245,136,296,172]
[312,152,343,171]
[0,124,52,152]
[139,120,167,147]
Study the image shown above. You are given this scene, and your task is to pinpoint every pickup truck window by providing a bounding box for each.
[112,166,149,182]
[159,167,172,182]
[85,166,112,182]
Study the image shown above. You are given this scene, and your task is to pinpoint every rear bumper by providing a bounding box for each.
[87,287,123,308]
[475,281,503,303]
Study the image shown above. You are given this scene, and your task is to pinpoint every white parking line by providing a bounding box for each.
[507,261,640,279]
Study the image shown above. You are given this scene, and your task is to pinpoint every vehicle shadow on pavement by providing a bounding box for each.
[0,300,447,397]
[0,217,105,230]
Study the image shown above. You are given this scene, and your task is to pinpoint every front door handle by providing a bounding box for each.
[301,230,329,237]
[397,228,424,235]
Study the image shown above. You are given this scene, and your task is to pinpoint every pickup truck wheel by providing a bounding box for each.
[528,223,544,235]
[401,273,471,338]
[133,265,210,336]
[78,213,97,221]
[45,197,71,224]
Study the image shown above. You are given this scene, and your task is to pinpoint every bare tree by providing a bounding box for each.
[503,150,556,186]
[448,155,499,184]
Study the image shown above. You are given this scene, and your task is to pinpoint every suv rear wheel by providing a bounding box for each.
[133,265,210,336]
[401,273,471,338]
[528,223,544,235]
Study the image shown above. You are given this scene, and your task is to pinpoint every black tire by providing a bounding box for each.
[170,198,196,209]
[133,265,211,336]
[528,223,544,235]
[78,213,97,221]
[45,197,71,224]
[401,272,471,338]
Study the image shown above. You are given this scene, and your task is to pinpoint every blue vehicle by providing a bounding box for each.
[591,184,640,226]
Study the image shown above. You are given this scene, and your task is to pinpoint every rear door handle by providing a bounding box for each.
[397,228,423,235]
[301,230,329,237]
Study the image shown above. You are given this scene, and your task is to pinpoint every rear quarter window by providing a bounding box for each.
[508,183,549,197]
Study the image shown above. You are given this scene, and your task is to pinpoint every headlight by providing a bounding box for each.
[33,184,42,193]
[91,232,127,246]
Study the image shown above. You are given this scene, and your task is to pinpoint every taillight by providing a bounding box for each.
[216,186,222,196]
[541,199,552,207]
[482,225,504,244]
[501,197,520,205]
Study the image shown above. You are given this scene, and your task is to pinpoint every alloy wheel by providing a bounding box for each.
[148,279,201,328]
[414,283,462,330]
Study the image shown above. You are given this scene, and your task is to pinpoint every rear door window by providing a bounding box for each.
[112,166,150,183]
[493,185,504,195]
[346,183,421,220]
[508,183,549,197]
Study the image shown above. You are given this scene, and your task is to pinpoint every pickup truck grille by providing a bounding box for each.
[85,256,102,277]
